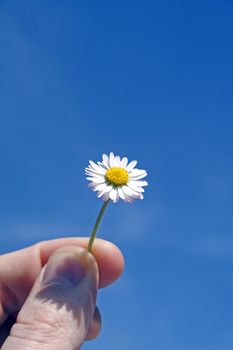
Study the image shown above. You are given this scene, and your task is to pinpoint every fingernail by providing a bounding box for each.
[42,250,87,287]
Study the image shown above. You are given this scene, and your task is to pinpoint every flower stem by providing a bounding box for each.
[88,199,110,253]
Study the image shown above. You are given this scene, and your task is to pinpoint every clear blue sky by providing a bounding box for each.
[1,0,233,349]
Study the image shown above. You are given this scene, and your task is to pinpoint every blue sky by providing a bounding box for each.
[1,0,233,349]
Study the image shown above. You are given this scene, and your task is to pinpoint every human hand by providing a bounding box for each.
[0,237,124,349]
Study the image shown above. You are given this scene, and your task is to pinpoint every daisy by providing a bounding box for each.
[85,152,148,252]
[85,152,148,203]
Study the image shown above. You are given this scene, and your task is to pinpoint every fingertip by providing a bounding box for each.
[39,237,124,288]
[91,239,125,288]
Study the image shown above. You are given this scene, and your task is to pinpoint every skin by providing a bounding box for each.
[0,237,124,349]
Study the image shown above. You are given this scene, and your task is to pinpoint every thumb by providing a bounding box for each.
[2,246,99,350]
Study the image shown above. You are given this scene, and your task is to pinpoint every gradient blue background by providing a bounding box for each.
[1,1,233,349]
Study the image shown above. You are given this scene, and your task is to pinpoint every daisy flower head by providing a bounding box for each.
[85,152,148,203]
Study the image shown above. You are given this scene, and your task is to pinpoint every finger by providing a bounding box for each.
[85,306,102,340]
[0,237,124,325]
[0,305,102,345]
[39,237,124,288]
[2,246,98,350]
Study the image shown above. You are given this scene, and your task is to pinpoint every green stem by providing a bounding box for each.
[88,199,110,253]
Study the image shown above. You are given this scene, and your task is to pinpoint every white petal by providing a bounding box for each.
[85,166,95,173]
[126,160,137,171]
[122,185,141,198]
[109,152,115,167]
[127,182,145,192]
[85,169,105,177]
[106,185,113,192]
[94,183,110,192]
[120,157,128,168]
[89,161,99,171]
[86,176,106,184]
[129,169,147,178]
[129,180,148,187]
[88,182,99,190]
[109,188,117,202]
[97,191,105,198]
[102,154,108,162]
[94,167,106,175]
[102,154,109,168]
[129,174,147,180]
[86,172,105,180]
[115,189,120,202]
[97,183,112,192]
[90,162,106,175]
[85,169,95,176]
[85,165,106,176]
[118,187,125,200]
[97,161,108,170]
[124,193,135,203]
[114,155,121,167]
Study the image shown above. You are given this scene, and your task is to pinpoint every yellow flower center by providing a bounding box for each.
[105,167,129,186]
